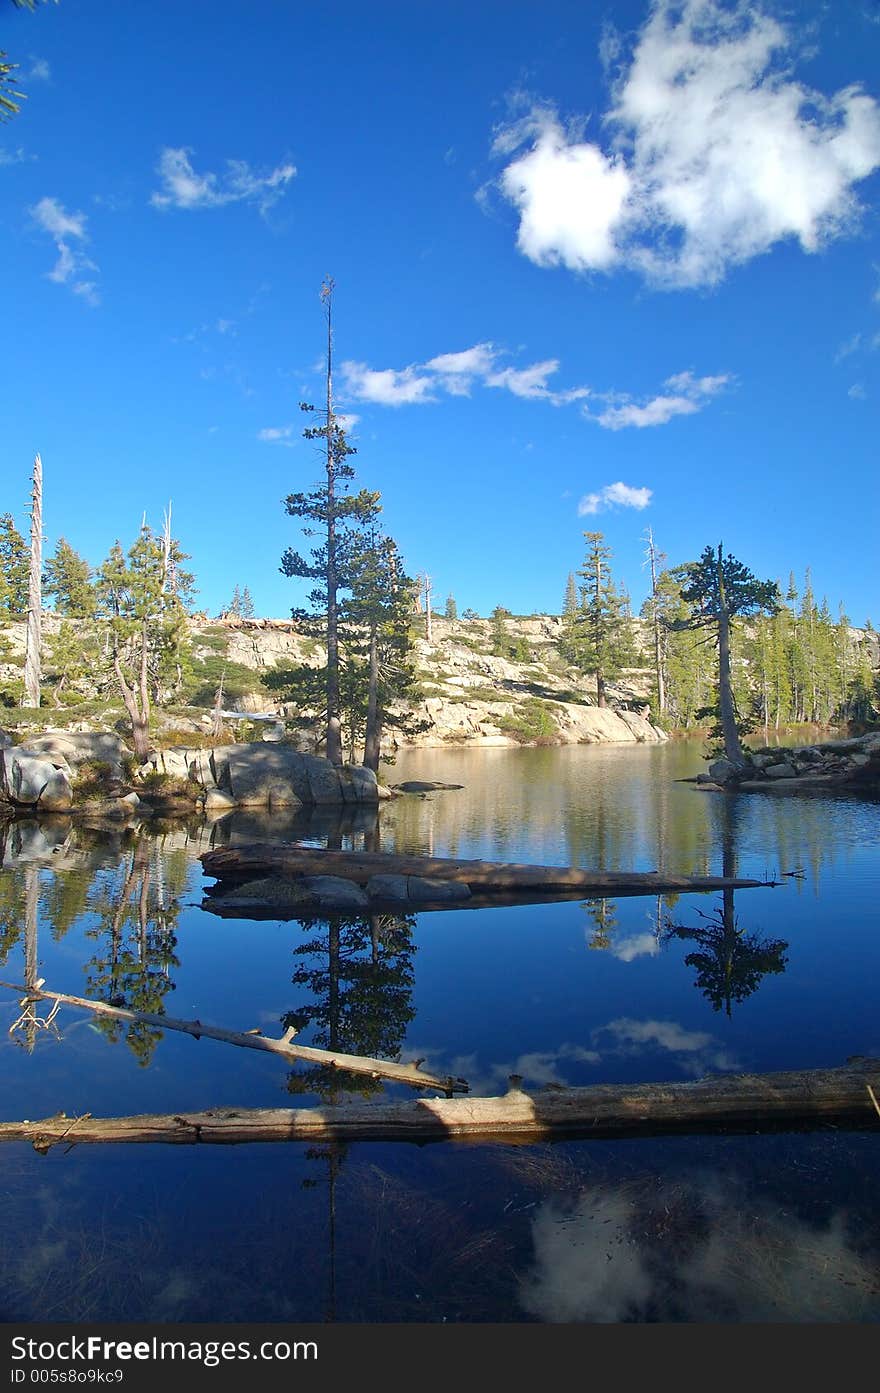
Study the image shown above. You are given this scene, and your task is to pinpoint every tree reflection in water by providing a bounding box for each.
[283,909,417,1319]
[81,840,182,1065]
[664,793,788,1015]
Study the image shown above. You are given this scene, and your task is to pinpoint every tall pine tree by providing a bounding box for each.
[280,280,380,766]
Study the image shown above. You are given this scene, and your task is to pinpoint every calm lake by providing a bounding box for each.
[1,738,878,1323]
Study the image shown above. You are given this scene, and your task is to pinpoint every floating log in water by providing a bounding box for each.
[200,844,773,899]
[0,980,467,1094]
[3,1059,876,1149]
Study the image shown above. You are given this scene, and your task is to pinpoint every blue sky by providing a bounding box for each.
[3,0,880,623]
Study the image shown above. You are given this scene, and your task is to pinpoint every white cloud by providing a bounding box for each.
[257,425,296,446]
[343,343,592,408]
[31,196,86,241]
[341,361,437,406]
[29,197,99,305]
[27,58,50,82]
[596,394,699,430]
[486,358,590,404]
[609,931,662,962]
[835,332,863,362]
[151,147,296,214]
[578,481,653,516]
[589,368,729,430]
[334,412,360,433]
[0,146,29,165]
[848,382,867,399]
[498,108,631,273]
[343,344,724,434]
[591,1015,739,1076]
[426,342,497,394]
[492,1,880,288]
[598,1017,714,1053]
[71,279,99,308]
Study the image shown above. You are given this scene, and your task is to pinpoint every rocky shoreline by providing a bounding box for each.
[695,731,880,792]
[0,730,388,818]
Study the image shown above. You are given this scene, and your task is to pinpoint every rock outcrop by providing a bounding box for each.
[0,731,388,816]
[696,731,880,791]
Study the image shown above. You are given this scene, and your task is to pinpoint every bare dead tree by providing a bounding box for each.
[22,452,42,707]
[643,525,666,716]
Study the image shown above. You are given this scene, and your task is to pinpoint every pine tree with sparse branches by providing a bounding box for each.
[280,280,381,765]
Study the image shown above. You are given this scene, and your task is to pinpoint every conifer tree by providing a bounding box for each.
[344,530,419,771]
[444,594,457,621]
[673,544,779,767]
[43,537,96,618]
[490,605,514,658]
[280,280,380,765]
[563,571,578,619]
[561,532,634,707]
[96,522,195,759]
[0,512,28,619]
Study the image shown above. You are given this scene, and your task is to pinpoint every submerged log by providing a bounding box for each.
[200,844,772,899]
[0,980,467,1094]
[2,1059,877,1149]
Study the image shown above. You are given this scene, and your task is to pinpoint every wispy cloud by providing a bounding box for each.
[26,57,51,82]
[343,344,726,431]
[578,481,653,516]
[835,332,863,362]
[29,196,99,305]
[848,382,867,399]
[257,425,296,446]
[592,1015,739,1077]
[490,0,880,288]
[589,369,730,430]
[0,146,30,166]
[342,342,591,408]
[151,147,296,214]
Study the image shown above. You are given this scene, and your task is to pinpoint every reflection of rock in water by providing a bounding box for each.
[518,1171,880,1323]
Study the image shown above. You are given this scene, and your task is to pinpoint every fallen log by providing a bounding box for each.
[3,1059,877,1149]
[200,844,773,898]
[0,980,467,1094]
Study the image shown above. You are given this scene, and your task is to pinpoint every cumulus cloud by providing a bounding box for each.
[608,930,662,962]
[340,362,437,406]
[151,147,296,214]
[578,481,653,516]
[497,107,631,273]
[426,342,498,395]
[491,0,880,288]
[29,196,99,305]
[590,368,730,430]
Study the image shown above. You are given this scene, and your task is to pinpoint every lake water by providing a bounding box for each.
[0,739,878,1323]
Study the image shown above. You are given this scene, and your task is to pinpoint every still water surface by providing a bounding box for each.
[0,739,878,1322]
